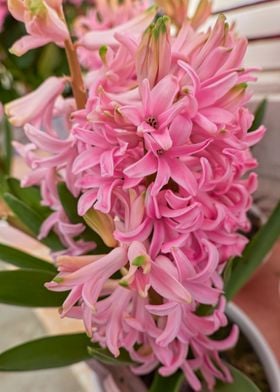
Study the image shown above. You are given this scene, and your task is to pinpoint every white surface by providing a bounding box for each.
[205,2,280,39]
[212,0,276,12]
[246,41,280,70]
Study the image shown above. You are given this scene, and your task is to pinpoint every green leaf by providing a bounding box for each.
[6,177,52,218]
[37,44,62,78]
[0,243,56,272]
[3,193,64,251]
[0,173,9,198]
[2,117,12,175]
[248,99,267,132]
[222,258,236,288]
[57,182,81,224]
[149,371,184,392]
[225,201,280,300]
[0,333,92,371]
[88,346,134,366]
[203,366,260,391]
[0,269,67,307]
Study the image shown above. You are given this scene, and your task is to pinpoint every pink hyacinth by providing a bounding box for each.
[6,3,266,391]
[7,0,69,55]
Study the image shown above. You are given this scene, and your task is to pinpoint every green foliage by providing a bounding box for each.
[88,346,134,366]
[249,99,267,133]
[0,242,56,272]
[57,182,81,224]
[3,193,64,251]
[0,334,92,371]
[225,201,280,300]
[149,371,185,392]
[0,269,67,307]
[0,117,12,175]
[202,366,261,391]
[7,178,52,218]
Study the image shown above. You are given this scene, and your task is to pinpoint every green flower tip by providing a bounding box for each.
[132,255,146,267]
[26,0,46,15]
[119,280,129,288]
[152,15,170,38]
[99,45,108,63]
[53,277,64,284]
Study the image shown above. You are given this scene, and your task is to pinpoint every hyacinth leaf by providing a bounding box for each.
[223,257,236,289]
[0,174,9,199]
[0,243,56,272]
[88,346,134,366]
[202,366,260,391]
[0,334,93,371]
[149,371,184,392]
[2,117,12,175]
[37,44,63,79]
[0,269,67,307]
[6,177,52,218]
[248,99,267,133]
[225,201,280,300]
[57,182,111,253]
[3,193,64,251]
[57,182,81,224]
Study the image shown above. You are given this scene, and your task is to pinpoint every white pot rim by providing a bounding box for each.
[227,302,280,392]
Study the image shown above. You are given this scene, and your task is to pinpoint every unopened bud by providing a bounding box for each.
[136,15,171,87]
[83,209,118,248]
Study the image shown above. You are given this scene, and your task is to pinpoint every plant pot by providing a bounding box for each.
[87,303,280,392]
[226,303,280,392]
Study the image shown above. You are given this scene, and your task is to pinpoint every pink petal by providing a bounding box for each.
[151,260,192,304]
[124,151,157,178]
[151,158,170,196]
[10,35,51,56]
[150,75,179,116]
[168,158,198,196]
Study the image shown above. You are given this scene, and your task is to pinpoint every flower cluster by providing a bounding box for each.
[6,2,265,390]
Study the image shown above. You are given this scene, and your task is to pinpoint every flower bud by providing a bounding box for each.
[136,15,171,87]
[83,209,118,248]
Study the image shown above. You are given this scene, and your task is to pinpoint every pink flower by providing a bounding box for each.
[77,5,157,50]
[9,7,266,390]
[121,75,181,150]
[8,0,69,55]
[5,77,67,128]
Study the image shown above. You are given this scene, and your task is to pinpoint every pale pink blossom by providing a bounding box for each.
[8,0,69,55]
[5,77,67,128]
[77,6,157,51]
